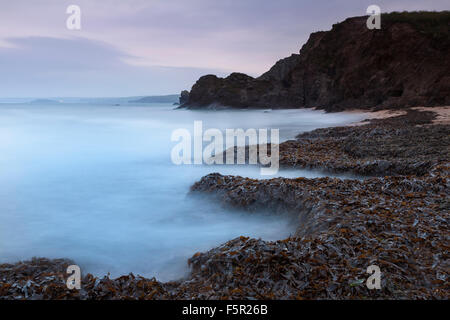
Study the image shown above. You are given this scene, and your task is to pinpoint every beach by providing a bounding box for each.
[1,106,448,300]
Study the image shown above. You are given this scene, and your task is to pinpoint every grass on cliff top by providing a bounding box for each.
[382,11,450,40]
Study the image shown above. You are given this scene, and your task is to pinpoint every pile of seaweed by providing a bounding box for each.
[279,109,448,176]
[186,168,448,299]
[0,258,167,300]
[1,109,448,300]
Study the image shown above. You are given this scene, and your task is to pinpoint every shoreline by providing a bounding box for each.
[1,107,448,299]
[344,106,450,126]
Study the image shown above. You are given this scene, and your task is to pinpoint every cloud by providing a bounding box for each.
[0,0,448,96]
[0,36,130,71]
[0,36,227,97]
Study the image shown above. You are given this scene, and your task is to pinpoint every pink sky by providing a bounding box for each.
[0,0,448,97]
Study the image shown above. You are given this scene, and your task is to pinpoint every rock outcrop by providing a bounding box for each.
[179,90,190,105]
[181,12,450,111]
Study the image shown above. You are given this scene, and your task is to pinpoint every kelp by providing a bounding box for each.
[1,109,448,300]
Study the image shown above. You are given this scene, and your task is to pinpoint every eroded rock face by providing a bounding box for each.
[185,73,276,109]
[181,12,450,111]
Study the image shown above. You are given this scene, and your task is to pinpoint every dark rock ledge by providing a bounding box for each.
[1,110,448,300]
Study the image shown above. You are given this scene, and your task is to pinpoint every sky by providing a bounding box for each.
[0,0,448,97]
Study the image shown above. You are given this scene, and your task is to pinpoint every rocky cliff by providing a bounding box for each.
[181,12,450,111]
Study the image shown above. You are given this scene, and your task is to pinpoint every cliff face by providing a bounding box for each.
[182,12,450,111]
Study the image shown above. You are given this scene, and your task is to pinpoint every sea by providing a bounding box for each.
[0,101,365,281]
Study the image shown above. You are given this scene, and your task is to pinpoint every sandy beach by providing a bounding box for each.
[346,106,450,126]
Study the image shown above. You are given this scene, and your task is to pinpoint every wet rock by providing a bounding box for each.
[179,90,190,106]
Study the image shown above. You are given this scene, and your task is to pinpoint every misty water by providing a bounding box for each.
[0,102,366,281]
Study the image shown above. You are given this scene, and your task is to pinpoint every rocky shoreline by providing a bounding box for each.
[1,108,448,300]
